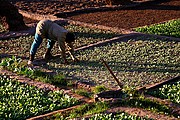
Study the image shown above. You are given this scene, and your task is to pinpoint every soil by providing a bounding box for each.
[66,0,180,30]
[106,106,178,120]
[10,0,180,30]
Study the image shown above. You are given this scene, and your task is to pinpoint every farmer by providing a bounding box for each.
[28,19,78,65]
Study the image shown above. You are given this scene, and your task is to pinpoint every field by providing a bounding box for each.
[0,0,180,119]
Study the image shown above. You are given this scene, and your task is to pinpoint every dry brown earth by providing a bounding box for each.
[10,0,180,30]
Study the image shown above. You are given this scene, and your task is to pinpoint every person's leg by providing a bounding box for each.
[29,33,43,62]
[44,39,55,60]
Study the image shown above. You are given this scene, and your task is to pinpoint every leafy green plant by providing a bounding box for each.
[134,19,180,38]
[147,81,180,104]
[48,39,180,89]
[0,56,66,85]
[0,24,119,61]
[0,75,79,120]
[51,73,67,85]
[122,85,143,98]
[87,112,153,120]
[92,85,108,94]
[84,102,109,115]
[74,88,93,98]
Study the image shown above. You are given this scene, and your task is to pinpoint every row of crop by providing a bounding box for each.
[2,54,178,106]
[46,39,180,89]
[0,56,66,86]
[1,55,176,119]
[0,74,79,120]
[0,57,178,119]
[54,112,153,120]
[134,19,180,38]
[1,19,178,64]
[86,112,152,120]
[0,24,119,59]
[1,35,179,90]
[0,56,153,119]
[147,81,180,104]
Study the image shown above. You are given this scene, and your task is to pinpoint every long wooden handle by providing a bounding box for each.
[101,59,123,89]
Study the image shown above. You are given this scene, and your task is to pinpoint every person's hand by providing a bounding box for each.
[28,60,35,66]
[28,60,32,65]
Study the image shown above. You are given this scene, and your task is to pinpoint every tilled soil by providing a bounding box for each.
[66,0,180,29]
[11,0,107,15]
[11,0,180,30]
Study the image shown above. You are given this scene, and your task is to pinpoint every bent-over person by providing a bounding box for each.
[28,19,78,65]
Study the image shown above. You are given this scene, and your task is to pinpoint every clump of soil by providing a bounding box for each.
[0,0,28,31]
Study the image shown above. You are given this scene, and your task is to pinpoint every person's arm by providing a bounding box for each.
[67,42,79,62]
[58,34,68,64]
[60,42,69,64]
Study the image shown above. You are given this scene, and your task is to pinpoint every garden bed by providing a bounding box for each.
[1,34,179,119]
[1,33,179,89]
[0,74,81,119]
[50,36,179,89]
[0,0,179,119]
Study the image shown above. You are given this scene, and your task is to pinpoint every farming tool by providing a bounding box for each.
[100,58,123,89]
[93,59,127,102]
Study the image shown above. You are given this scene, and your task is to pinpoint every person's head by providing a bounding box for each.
[65,32,75,43]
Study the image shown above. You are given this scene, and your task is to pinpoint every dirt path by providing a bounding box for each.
[106,106,178,120]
